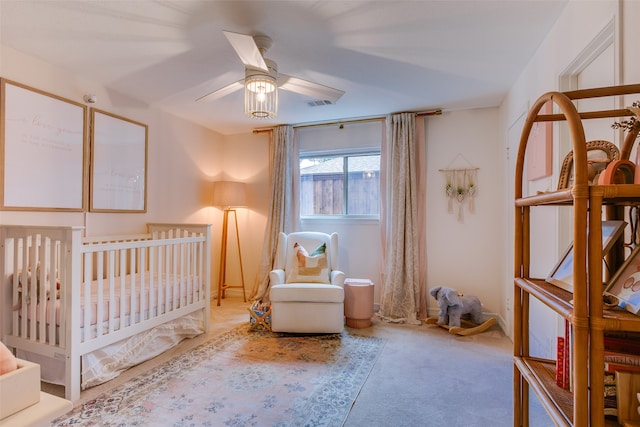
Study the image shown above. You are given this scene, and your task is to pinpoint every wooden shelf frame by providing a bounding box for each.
[514,84,640,427]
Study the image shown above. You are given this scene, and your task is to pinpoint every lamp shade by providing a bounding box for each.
[212,181,248,208]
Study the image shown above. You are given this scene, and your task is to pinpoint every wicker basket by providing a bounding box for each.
[248,301,272,332]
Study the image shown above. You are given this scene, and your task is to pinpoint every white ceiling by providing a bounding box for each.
[0,0,567,135]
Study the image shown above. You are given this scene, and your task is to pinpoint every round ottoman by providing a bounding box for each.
[344,279,374,328]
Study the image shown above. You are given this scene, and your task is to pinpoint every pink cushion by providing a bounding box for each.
[0,341,18,375]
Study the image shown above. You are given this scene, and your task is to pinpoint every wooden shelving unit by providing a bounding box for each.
[514,84,640,427]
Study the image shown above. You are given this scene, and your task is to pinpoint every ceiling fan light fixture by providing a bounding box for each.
[245,69,278,119]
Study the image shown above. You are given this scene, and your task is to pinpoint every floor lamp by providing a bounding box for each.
[213,181,247,306]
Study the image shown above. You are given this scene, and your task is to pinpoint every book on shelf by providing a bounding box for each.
[605,362,640,374]
[604,351,640,367]
[602,335,640,418]
[555,320,572,390]
[604,335,640,355]
[604,371,618,417]
[565,319,571,391]
[556,336,566,388]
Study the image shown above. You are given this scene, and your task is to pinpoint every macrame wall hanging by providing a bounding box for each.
[439,153,479,221]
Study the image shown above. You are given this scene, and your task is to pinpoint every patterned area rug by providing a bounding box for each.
[53,327,385,427]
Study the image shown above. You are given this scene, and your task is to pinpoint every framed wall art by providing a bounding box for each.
[1,78,87,211]
[604,245,640,315]
[547,220,626,292]
[90,109,147,212]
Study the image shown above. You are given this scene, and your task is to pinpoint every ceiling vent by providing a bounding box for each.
[307,100,335,107]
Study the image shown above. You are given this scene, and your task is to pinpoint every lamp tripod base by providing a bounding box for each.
[217,208,247,306]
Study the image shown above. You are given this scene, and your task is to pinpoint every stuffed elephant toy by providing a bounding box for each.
[429,286,484,328]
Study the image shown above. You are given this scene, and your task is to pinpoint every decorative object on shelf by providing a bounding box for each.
[612,101,640,140]
[439,153,479,221]
[213,180,248,306]
[597,159,636,184]
[612,102,640,184]
[557,139,620,189]
[547,220,626,293]
[424,286,497,336]
[604,244,640,315]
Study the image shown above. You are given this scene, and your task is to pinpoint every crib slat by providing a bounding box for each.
[15,238,25,338]
[172,242,178,310]
[119,249,126,328]
[165,243,171,312]
[197,235,202,303]
[179,239,185,307]
[59,230,76,351]
[187,238,193,305]
[130,247,137,325]
[96,253,104,338]
[108,250,115,334]
[156,244,163,315]
[37,237,47,343]
[189,234,195,305]
[27,236,36,341]
[107,251,116,334]
[83,253,92,343]
[149,244,156,318]
[48,240,58,347]
[140,248,146,322]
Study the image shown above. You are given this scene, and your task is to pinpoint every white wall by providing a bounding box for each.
[622,0,640,86]
[425,108,505,321]
[215,131,271,298]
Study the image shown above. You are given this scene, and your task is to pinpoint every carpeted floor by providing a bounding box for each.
[45,296,552,426]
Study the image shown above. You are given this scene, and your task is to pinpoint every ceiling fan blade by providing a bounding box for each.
[196,80,244,102]
[278,75,345,104]
[223,31,268,72]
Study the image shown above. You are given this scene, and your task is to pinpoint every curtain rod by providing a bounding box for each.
[252,109,442,133]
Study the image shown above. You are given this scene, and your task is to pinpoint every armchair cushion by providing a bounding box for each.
[270,283,344,303]
[285,241,330,284]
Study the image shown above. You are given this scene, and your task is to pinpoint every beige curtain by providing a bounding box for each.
[379,112,427,323]
[250,125,299,301]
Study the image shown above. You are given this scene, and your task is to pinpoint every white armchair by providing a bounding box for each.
[269,231,345,333]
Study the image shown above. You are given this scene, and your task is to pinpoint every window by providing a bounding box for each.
[300,152,380,216]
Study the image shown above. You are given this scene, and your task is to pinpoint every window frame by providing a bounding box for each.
[299,148,380,220]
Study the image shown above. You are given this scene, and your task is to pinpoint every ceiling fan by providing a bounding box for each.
[196,31,345,117]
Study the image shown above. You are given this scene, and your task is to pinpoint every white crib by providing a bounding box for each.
[0,223,211,402]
